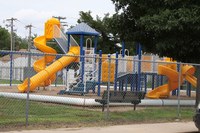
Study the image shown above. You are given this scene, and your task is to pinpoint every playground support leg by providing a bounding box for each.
[187,82,191,97]
[81,51,85,84]
[156,74,159,87]
[144,74,147,93]
[152,74,155,90]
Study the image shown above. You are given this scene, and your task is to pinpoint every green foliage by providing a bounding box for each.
[0,26,29,51]
[14,34,28,50]
[0,26,10,50]
[77,11,122,54]
[111,0,200,63]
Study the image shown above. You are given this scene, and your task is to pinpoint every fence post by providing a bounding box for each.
[177,62,181,119]
[114,52,118,91]
[106,54,111,119]
[26,30,32,126]
[25,51,31,127]
[9,52,13,86]
[97,50,102,96]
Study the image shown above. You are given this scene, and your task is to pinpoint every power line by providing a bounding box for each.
[6,17,17,51]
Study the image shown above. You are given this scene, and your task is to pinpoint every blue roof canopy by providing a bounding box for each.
[66,22,100,36]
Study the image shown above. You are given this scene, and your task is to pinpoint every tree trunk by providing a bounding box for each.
[196,66,200,109]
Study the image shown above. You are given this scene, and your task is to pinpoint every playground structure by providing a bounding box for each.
[0,17,192,99]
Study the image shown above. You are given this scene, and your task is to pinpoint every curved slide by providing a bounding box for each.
[182,65,197,88]
[146,65,179,99]
[147,64,196,99]
[18,46,80,92]
[33,36,57,87]
[18,18,80,92]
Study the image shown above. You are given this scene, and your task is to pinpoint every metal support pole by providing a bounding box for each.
[82,50,85,85]
[9,52,13,86]
[114,52,118,91]
[106,54,111,119]
[187,82,191,97]
[67,34,70,52]
[177,63,181,119]
[122,41,125,58]
[25,24,32,127]
[137,43,142,91]
[195,65,200,109]
[152,74,155,89]
[97,50,102,96]
[144,74,147,93]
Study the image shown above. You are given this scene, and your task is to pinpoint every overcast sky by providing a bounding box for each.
[0,0,116,38]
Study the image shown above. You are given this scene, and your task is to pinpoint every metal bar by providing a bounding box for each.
[97,50,102,96]
[114,52,118,91]
[106,54,111,119]
[9,53,13,86]
[177,63,182,118]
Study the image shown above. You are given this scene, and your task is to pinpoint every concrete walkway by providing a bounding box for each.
[3,122,199,133]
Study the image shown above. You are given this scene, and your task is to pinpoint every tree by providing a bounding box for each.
[77,11,124,54]
[111,0,200,62]
[0,26,29,51]
[0,26,10,50]
[13,33,28,50]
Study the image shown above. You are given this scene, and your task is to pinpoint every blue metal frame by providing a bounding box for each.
[152,74,155,89]
[122,41,125,58]
[67,34,70,52]
[81,50,85,83]
[187,82,191,97]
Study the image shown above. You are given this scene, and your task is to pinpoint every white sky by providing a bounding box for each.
[0,0,116,38]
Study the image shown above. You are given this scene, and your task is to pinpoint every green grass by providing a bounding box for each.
[0,97,195,129]
[0,79,22,84]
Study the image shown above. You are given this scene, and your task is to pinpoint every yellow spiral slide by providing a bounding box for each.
[18,18,80,92]
[146,64,196,99]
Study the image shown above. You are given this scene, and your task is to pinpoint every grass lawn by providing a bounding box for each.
[0,79,22,84]
[0,97,195,130]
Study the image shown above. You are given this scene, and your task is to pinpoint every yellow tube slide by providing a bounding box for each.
[33,36,57,86]
[18,46,80,92]
[182,65,197,87]
[146,65,179,99]
[147,64,197,99]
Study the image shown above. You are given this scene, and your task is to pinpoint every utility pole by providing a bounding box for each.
[25,24,33,51]
[52,16,68,29]
[52,16,66,21]
[6,18,17,51]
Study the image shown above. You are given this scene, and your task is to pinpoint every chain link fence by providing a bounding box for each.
[0,50,198,129]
